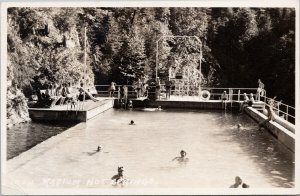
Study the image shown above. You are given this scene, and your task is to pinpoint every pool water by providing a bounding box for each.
[6,109,294,189]
[7,121,75,160]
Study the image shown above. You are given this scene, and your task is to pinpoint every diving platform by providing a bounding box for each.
[28,98,114,122]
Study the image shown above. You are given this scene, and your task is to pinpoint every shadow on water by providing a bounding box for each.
[214,111,295,188]
[7,121,76,160]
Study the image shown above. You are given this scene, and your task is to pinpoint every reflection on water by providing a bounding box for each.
[7,109,294,188]
[214,112,294,188]
[7,121,75,160]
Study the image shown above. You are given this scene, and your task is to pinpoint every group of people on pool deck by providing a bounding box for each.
[108,79,148,99]
[220,79,266,110]
[239,92,255,112]
[36,82,98,108]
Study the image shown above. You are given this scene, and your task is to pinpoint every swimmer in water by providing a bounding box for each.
[172,150,189,164]
[85,146,102,156]
[242,183,250,188]
[129,120,135,125]
[111,166,124,185]
[97,146,102,152]
[229,176,243,188]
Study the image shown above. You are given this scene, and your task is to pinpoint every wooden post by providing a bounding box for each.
[238,90,240,101]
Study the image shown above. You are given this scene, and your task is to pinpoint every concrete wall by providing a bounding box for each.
[29,100,115,122]
[132,100,241,110]
[244,107,295,152]
[29,109,86,122]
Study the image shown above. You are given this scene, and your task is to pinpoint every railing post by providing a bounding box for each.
[286,106,289,121]
[238,90,240,101]
[117,87,120,101]
[229,88,233,107]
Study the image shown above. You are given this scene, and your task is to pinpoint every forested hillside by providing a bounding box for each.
[7,7,295,125]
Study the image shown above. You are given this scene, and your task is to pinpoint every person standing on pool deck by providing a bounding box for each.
[155,77,161,100]
[256,79,265,101]
[136,78,142,98]
[221,91,228,109]
[108,82,116,97]
[165,78,172,100]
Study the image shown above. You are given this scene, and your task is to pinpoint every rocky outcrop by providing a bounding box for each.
[6,82,31,128]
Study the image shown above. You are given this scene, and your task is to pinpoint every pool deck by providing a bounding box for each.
[28,98,114,122]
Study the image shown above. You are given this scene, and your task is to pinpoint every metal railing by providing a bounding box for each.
[94,85,146,99]
[260,95,295,124]
[95,85,259,101]
[154,86,259,101]
[95,84,295,124]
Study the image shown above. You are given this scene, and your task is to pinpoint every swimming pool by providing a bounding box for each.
[6,108,294,189]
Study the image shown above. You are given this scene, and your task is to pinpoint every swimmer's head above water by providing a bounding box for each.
[242,183,249,188]
[235,176,242,185]
[97,146,102,151]
[180,150,187,158]
[130,120,135,125]
[118,166,124,175]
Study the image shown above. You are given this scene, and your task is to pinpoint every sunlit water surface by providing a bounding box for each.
[7,109,294,189]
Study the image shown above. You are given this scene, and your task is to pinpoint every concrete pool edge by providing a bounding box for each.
[244,107,295,152]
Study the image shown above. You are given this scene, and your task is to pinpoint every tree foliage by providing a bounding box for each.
[7,7,296,106]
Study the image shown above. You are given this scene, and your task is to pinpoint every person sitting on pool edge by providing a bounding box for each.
[240,93,254,113]
[229,176,243,188]
[249,93,255,103]
[172,150,189,164]
[259,104,275,130]
[78,83,99,102]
